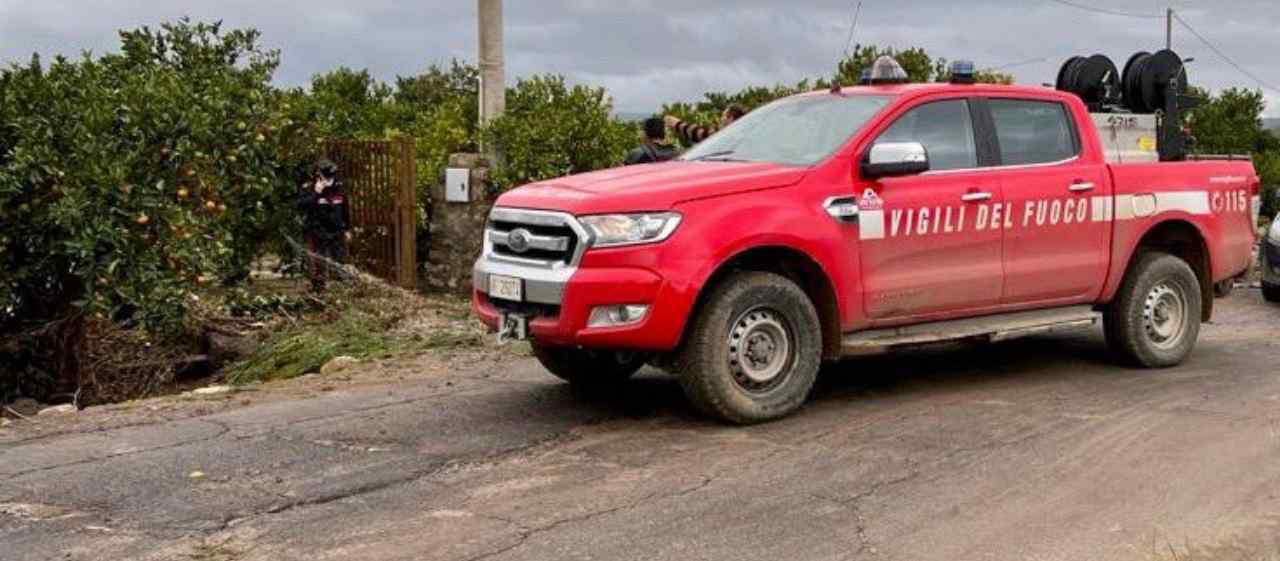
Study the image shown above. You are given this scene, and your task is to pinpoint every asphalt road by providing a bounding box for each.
[3,291,1280,561]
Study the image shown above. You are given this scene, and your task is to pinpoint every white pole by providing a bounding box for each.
[478,0,505,126]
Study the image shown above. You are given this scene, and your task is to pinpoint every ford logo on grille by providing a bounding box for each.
[507,228,532,253]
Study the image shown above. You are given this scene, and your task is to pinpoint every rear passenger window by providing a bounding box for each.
[875,99,977,171]
[989,99,1078,165]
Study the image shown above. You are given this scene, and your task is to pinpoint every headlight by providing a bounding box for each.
[1269,218,1280,244]
[580,212,682,248]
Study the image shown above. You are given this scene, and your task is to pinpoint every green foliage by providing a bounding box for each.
[836,45,935,84]
[394,59,479,117]
[0,19,317,336]
[397,61,480,190]
[225,309,397,383]
[1189,88,1270,154]
[306,67,397,139]
[223,282,481,384]
[482,75,634,189]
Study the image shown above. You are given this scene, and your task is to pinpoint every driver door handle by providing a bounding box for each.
[823,196,860,223]
[1069,181,1096,193]
[961,192,992,203]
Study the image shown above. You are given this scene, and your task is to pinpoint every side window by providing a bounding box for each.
[988,99,1078,165]
[875,99,977,171]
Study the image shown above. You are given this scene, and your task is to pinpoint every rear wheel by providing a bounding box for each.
[675,271,822,424]
[531,344,646,386]
[1104,252,1202,367]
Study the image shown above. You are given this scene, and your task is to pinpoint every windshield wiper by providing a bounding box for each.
[688,150,740,162]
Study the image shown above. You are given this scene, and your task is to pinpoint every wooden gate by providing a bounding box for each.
[324,138,417,289]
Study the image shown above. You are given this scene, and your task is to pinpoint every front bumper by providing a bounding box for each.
[472,259,679,349]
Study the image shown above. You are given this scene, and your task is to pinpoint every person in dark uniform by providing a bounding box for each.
[624,117,678,165]
[297,159,352,292]
[663,104,747,146]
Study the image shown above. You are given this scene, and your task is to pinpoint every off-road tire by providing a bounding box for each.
[1263,282,1280,303]
[1104,252,1202,367]
[675,271,822,424]
[531,344,646,386]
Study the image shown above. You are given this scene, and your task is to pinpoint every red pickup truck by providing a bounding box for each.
[472,75,1259,424]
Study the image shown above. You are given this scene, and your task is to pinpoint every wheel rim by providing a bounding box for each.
[727,307,794,393]
[1143,281,1188,351]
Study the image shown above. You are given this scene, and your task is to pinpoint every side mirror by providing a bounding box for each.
[861,142,930,180]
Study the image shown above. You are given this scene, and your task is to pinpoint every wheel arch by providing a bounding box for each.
[1116,219,1214,321]
[682,245,843,360]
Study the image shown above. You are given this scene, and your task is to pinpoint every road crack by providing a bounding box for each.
[459,475,716,561]
[0,419,231,482]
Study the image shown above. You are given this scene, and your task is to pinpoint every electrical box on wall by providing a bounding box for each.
[445,168,471,203]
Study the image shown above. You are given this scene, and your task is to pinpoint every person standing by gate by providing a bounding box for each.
[298,159,352,292]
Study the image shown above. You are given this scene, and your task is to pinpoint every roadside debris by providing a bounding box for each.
[192,385,235,396]
[5,398,43,418]
[321,355,359,375]
[36,404,77,416]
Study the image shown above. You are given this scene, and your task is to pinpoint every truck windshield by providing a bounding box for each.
[681,94,894,166]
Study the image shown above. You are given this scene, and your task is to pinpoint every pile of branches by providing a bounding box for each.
[0,315,190,407]
[78,318,191,405]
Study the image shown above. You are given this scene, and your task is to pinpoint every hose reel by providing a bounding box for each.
[1056,54,1122,107]
[1121,49,1188,114]
[1056,49,1195,161]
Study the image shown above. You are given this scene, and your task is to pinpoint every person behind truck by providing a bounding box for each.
[664,104,746,145]
[297,159,352,292]
[624,116,679,165]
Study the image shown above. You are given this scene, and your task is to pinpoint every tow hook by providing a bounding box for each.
[497,313,529,345]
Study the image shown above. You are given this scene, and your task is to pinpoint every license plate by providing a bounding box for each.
[488,274,523,302]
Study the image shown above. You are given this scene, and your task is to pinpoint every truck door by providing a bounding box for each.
[859,98,1005,320]
[984,98,1111,305]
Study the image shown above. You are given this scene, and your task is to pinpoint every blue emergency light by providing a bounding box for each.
[949,60,976,84]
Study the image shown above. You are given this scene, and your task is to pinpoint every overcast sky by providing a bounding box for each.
[4,1,1280,115]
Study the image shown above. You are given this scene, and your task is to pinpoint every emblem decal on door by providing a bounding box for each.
[858,189,886,240]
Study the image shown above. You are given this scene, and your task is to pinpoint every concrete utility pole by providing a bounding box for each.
[478,0,505,126]
[1166,7,1173,50]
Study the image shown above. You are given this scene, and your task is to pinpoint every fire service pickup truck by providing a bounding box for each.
[472,54,1260,423]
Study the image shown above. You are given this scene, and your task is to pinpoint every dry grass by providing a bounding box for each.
[223,268,485,385]
[1140,526,1280,561]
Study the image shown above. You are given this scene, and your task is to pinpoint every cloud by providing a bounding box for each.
[3,0,1280,114]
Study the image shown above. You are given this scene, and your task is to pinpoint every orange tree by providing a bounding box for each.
[0,20,317,360]
[482,75,635,190]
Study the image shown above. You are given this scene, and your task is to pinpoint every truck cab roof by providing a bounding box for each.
[797,82,1076,101]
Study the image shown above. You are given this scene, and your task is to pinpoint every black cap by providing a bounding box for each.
[316,159,338,178]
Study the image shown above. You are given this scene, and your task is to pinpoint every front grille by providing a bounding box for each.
[486,209,582,265]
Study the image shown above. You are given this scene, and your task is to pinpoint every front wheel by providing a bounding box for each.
[531,344,646,386]
[1104,252,1202,367]
[675,271,822,424]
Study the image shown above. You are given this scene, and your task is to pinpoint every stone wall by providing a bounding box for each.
[424,153,494,294]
